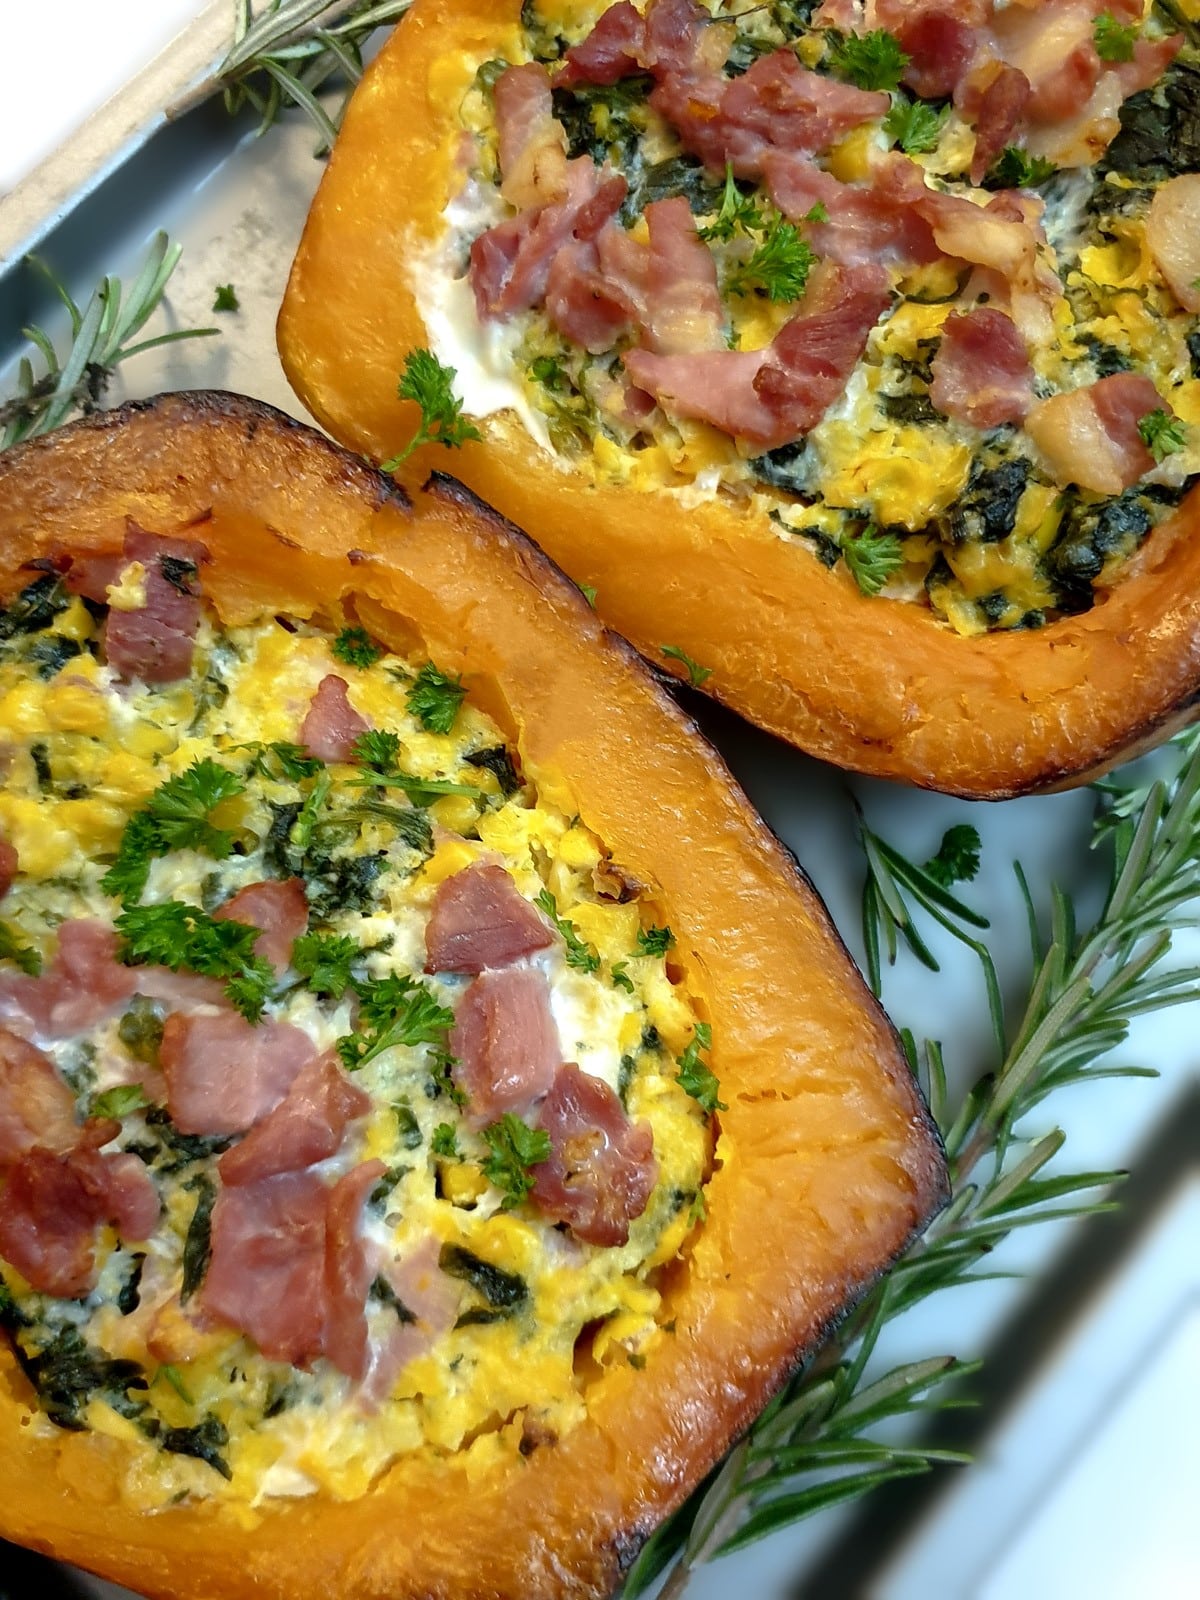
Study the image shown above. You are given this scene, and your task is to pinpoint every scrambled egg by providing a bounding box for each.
[0,572,711,1513]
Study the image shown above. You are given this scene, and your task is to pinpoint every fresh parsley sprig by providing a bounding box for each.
[535,888,601,973]
[1138,408,1188,461]
[986,147,1057,190]
[840,524,904,597]
[115,901,275,1022]
[407,661,467,734]
[332,626,382,669]
[291,930,363,998]
[481,1113,551,1208]
[636,925,675,958]
[337,972,455,1070]
[1094,12,1140,62]
[348,727,480,800]
[726,215,815,304]
[675,1022,725,1115]
[699,164,766,244]
[825,29,910,93]
[883,95,948,156]
[622,738,1200,1598]
[103,759,246,904]
[382,349,482,470]
[660,645,713,687]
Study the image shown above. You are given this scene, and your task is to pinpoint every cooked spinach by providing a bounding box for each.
[160,1414,232,1479]
[180,1173,216,1302]
[622,156,724,222]
[117,1253,146,1316]
[1048,490,1154,612]
[464,744,521,796]
[370,1275,417,1324]
[752,440,811,496]
[552,75,653,171]
[1101,62,1200,182]
[30,634,83,679]
[302,849,390,920]
[438,1244,528,1309]
[0,574,69,640]
[14,1326,148,1432]
[142,1107,231,1176]
[949,458,1030,545]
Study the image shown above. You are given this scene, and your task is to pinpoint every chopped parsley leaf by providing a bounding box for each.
[1093,13,1139,62]
[407,661,467,734]
[332,626,382,669]
[91,1084,151,1120]
[431,1122,460,1158]
[611,960,635,993]
[1138,408,1188,461]
[841,524,905,597]
[212,284,239,313]
[726,214,815,303]
[883,96,948,155]
[292,931,363,999]
[924,823,983,888]
[353,729,403,773]
[699,163,765,242]
[580,583,598,607]
[102,758,246,904]
[115,901,274,1022]
[534,888,601,973]
[337,973,455,1070]
[481,1114,551,1209]
[636,924,675,957]
[0,920,41,975]
[987,147,1056,189]
[244,741,324,781]
[382,348,483,469]
[826,29,909,92]
[660,644,713,686]
[676,1022,726,1115]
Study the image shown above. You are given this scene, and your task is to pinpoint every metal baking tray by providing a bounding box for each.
[1,12,1197,1598]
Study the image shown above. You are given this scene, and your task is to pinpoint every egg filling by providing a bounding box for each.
[414,0,1200,635]
[0,562,712,1513]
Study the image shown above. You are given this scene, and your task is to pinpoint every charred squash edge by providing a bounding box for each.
[276,0,1200,801]
[0,391,945,1600]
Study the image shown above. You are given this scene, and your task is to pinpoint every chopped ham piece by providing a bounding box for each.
[651,46,887,179]
[764,153,941,270]
[424,862,553,975]
[160,1011,317,1136]
[1025,373,1165,495]
[495,63,568,209]
[531,1065,658,1248]
[884,1,984,99]
[213,878,309,975]
[0,1027,78,1165]
[557,1,646,88]
[86,523,209,685]
[323,1160,386,1381]
[624,260,891,449]
[546,239,633,353]
[0,1139,159,1299]
[0,832,16,899]
[300,674,369,762]
[218,1052,370,1187]
[930,308,1034,430]
[0,919,137,1039]
[363,1238,459,1407]
[200,1170,330,1367]
[960,60,1031,184]
[470,158,628,321]
[451,967,561,1125]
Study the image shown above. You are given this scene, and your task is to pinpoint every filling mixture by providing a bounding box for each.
[0,528,713,1512]
[419,0,1200,634]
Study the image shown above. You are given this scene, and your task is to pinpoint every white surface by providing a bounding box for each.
[1,14,1199,1600]
[0,2,212,195]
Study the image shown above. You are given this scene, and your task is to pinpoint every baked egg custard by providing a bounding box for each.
[0,539,711,1513]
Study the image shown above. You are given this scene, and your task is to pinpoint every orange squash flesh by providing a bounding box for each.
[0,393,945,1600]
[277,0,1200,801]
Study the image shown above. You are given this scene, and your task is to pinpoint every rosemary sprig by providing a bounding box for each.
[622,736,1200,1597]
[187,1,413,154]
[0,234,217,451]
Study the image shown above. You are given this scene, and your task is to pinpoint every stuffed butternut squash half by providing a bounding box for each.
[0,393,944,1600]
[278,0,1200,798]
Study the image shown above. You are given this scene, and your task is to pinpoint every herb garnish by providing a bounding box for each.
[244,740,325,781]
[699,164,765,243]
[841,524,905,597]
[102,758,246,904]
[660,644,713,687]
[826,29,910,92]
[337,973,455,1070]
[212,283,240,312]
[332,625,382,668]
[1138,408,1188,461]
[349,727,479,800]
[883,95,949,155]
[431,1122,460,1158]
[534,888,601,973]
[674,1022,725,1115]
[480,1114,552,1209]
[115,901,274,1021]
[291,930,363,998]
[726,215,815,303]
[1094,12,1139,61]
[637,925,675,957]
[91,1084,151,1120]
[986,147,1057,189]
[381,349,482,469]
[0,920,41,975]
[407,661,467,733]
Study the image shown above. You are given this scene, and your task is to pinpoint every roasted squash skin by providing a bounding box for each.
[277,0,1200,801]
[0,393,944,1600]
